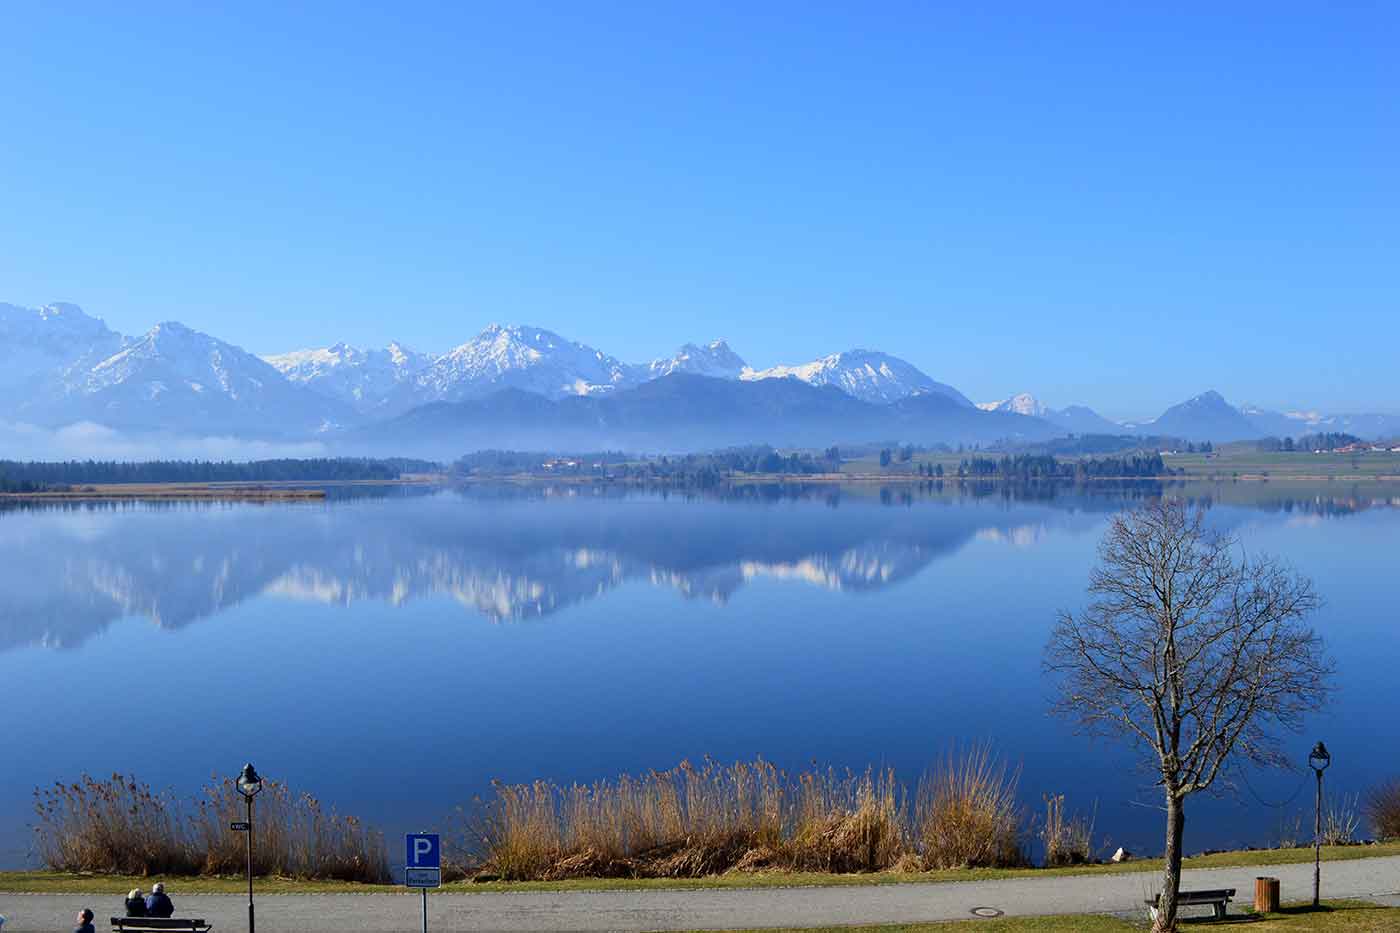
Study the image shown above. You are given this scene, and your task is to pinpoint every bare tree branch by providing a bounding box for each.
[1043,499,1333,932]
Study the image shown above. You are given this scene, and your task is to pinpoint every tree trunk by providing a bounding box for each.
[1154,794,1186,932]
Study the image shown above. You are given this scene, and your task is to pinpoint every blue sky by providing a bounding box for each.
[2,2,1395,419]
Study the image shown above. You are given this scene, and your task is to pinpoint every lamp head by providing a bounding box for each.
[236,762,263,798]
[1308,741,1331,772]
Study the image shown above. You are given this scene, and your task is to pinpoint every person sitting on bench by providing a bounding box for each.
[124,889,148,917]
[145,882,175,918]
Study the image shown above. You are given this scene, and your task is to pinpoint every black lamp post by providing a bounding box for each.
[236,763,263,933]
[1309,742,1331,909]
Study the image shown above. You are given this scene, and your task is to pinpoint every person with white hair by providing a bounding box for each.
[145,881,175,918]
[124,888,147,917]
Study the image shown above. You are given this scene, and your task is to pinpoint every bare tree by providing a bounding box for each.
[1045,499,1332,931]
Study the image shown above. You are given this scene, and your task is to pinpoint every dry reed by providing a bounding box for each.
[1039,794,1096,866]
[1367,779,1400,841]
[462,751,1029,881]
[1321,793,1361,846]
[913,746,1027,869]
[34,773,390,883]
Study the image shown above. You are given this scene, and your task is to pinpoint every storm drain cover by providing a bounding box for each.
[970,907,1005,918]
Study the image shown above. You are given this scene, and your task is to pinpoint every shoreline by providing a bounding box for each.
[4,842,1399,894]
[0,485,328,501]
[4,472,1399,500]
[447,472,1400,485]
[0,477,448,502]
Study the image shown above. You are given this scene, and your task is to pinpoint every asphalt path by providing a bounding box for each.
[2,856,1398,932]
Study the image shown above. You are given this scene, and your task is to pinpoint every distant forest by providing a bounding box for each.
[0,457,439,492]
[1257,433,1362,452]
[614,447,837,485]
[955,453,1172,479]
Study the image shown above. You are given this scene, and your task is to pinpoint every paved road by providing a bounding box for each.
[3,857,1398,932]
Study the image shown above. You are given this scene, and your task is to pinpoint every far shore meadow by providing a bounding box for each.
[2,445,1398,501]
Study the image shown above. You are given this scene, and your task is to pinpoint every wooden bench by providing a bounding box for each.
[1146,888,1236,921]
[110,919,212,932]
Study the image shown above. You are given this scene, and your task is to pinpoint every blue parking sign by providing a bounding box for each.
[406,833,441,869]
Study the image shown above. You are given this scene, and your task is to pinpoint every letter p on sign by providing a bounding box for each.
[406,833,440,869]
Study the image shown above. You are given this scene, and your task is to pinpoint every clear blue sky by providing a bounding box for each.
[2,2,1395,419]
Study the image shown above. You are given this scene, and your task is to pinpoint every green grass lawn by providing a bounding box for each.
[676,918,1128,933]
[5,843,1397,895]
[674,900,1400,931]
[834,442,1400,483]
[1169,448,1400,480]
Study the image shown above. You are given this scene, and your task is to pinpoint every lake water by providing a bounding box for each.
[3,481,1397,868]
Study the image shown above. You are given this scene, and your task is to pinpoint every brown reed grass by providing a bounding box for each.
[1039,793,1096,866]
[913,746,1028,870]
[460,751,1029,881]
[34,773,390,883]
[1369,779,1400,840]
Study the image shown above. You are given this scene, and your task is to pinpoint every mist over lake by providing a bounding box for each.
[3,482,1396,868]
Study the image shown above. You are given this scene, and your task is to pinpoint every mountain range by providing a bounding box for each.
[265,325,973,413]
[3,301,1397,454]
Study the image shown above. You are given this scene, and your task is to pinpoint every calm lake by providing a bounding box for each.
[3,481,1397,868]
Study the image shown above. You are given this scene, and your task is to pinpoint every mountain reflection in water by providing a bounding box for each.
[2,481,1393,654]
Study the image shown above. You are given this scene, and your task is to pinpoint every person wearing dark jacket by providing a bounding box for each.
[145,882,175,918]
[74,908,96,933]
[124,888,148,917]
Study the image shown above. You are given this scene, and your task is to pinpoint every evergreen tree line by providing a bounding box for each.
[611,446,837,485]
[0,457,439,490]
[1257,432,1362,452]
[455,450,630,473]
[955,453,1171,479]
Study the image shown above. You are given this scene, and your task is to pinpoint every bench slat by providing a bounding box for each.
[1144,888,1236,921]
[110,920,211,932]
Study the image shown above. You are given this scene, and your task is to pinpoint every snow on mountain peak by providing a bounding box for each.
[977,393,1049,417]
[646,338,748,380]
[37,301,91,321]
[415,324,634,402]
[264,340,431,413]
[0,302,127,402]
[743,349,972,406]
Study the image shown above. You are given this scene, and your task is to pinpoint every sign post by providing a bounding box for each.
[405,833,441,933]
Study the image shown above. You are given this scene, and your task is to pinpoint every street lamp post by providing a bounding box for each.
[1309,742,1331,909]
[236,763,264,933]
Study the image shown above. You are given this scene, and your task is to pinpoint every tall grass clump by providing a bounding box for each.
[467,758,788,880]
[913,746,1027,869]
[1367,779,1400,840]
[1039,794,1096,866]
[464,758,910,880]
[34,774,390,883]
[465,751,1031,881]
[1320,793,1361,846]
[785,766,905,873]
[34,775,198,877]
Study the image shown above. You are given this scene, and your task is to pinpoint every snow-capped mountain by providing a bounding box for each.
[10,299,1392,449]
[45,321,348,435]
[742,350,973,406]
[978,393,1123,435]
[0,303,126,416]
[644,339,748,380]
[1240,404,1400,440]
[978,393,1051,418]
[264,341,431,414]
[410,324,636,403]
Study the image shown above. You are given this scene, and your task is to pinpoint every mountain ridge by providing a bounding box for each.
[3,301,1398,448]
